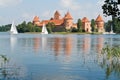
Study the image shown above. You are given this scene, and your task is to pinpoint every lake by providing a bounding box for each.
[0,32,120,80]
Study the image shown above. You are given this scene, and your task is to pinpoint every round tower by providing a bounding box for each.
[95,15,104,33]
[33,16,40,26]
[54,11,61,20]
[64,12,73,30]
[82,17,91,32]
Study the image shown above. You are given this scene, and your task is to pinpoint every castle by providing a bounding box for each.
[33,10,104,33]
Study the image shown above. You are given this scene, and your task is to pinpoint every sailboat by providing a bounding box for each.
[10,21,18,34]
[41,23,48,34]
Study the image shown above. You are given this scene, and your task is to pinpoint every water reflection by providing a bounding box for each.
[0,55,26,80]
[82,36,91,54]
[99,52,120,79]
[33,37,41,52]
[96,36,104,53]
[53,37,61,56]
[10,35,17,52]
[41,37,47,51]
[64,36,72,56]
[14,35,106,56]
[8,34,120,80]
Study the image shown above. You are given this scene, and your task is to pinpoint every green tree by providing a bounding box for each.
[104,20,112,32]
[102,0,120,31]
[102,0,120,17]
[17,21,41,33]
[91,19,96,32]
[0,24,11,32]
[46,22,55,33]
[77,19,82,32]
[114,18,120,33]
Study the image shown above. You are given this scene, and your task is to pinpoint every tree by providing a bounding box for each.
[102,0,120,30]
[77,19,82,32]
[104,20,112,32]
[91,19,96,32]
[102,0,120,18]
[17,21,41,33]
[46,22,55,33]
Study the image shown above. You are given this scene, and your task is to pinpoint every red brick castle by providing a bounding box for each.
[33,10,104,32]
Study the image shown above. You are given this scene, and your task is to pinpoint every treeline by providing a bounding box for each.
[1,19,120,33]
[105,18,120,33]
[0,21,41,33]
[0,24,11,32]
[17,21,41,33]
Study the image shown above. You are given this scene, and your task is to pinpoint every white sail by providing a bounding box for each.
[41,23,48,34]
[10,21,18,34]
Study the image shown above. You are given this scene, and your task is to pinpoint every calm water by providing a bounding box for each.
[0,32,120,80]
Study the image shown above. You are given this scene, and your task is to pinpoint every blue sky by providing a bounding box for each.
[0,0,111,25]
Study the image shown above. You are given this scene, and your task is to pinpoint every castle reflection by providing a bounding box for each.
[53,38,61,56]
[82,36,91,54]
[32,35,104,56]
[33,37,41,52]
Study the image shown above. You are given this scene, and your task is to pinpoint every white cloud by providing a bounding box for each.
[0,0,22,7]
[60,0,80,10]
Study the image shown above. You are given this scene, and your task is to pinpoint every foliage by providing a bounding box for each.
[0,24,11,32]
[77,19,82,32]
[91,19,96,32]
[46,22,55,33]
[105,18,120,33]
[102,0,120,18]
[71,27,78,32]
[100,45,120,79]
[17,21,41,33]
[101,45,120,58]
[0,55,9,64]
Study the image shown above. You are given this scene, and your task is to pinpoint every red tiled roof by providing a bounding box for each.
[33,16,40,22]
[96,15,103,22]
[38,19,64,26]
[54,11,61,16]
[64,12,73,19]
[82,17,89,22]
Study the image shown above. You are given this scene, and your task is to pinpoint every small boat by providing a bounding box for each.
[41,23,48,34]
[10,21,18,34]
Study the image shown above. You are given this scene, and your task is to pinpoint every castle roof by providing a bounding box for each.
[54,11,61,16]
[82,17,89,22]
[96,15,104,22]
[64,12,73,19]
[39,19,64,26]
[33,16,40,22]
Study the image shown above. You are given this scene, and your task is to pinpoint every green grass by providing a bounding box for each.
[101,45,120,58]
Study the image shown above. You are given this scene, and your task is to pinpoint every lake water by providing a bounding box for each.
[0,32,120,80]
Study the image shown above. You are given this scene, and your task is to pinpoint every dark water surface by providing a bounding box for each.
[0,32,120,80]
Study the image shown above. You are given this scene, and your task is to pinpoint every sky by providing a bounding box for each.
[0,0,112,25]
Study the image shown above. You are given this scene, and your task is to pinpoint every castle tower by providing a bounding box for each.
[95,15,104,33]
[82,17,91,32]
[33,16,40,25]
[64,12,73,30]
[54,11,61,20]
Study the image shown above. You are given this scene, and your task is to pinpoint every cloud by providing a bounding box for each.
[0,0,22,7]
[60,0,80,10]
